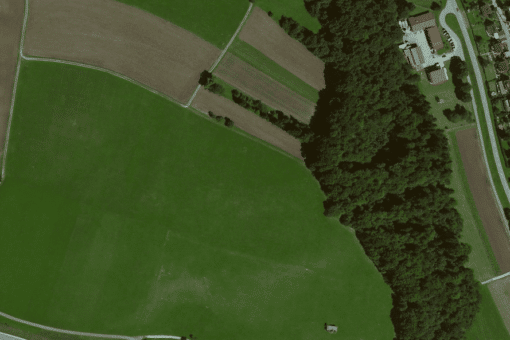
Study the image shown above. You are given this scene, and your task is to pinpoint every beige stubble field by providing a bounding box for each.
[23,0,221,104]
[456,128,510,273]
[238,7,325,91]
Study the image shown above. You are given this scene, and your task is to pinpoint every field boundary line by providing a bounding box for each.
[0,311,137,340]
[1,0,29,183]
[0,331,27,340]
[184,2,254,109]
[482,271,510,284]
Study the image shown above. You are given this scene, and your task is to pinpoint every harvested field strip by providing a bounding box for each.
[228,39,319,103]
[214,53,315,123]
[456,128,510,273]
[191,88,303,159]
[113,0,249,48]
[238,7,325,91]
[253,1,321,33]
[487,276,510,336]
[447,129,499,281]
[0,0,25,155]
[465,284,510,340]
[24,0,221,104]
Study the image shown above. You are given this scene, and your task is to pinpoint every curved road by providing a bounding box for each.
[440,0,510,238]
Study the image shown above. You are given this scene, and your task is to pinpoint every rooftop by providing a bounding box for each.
[427,68,448,85]
[408,12,436,32]
[426,26,444,51]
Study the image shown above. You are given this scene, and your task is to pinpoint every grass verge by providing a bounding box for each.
[252,0,321,33]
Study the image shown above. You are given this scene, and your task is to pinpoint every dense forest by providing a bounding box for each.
[280,0,482,339]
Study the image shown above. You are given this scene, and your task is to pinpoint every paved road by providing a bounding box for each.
[441,0,510,235]
[0,332,26,340]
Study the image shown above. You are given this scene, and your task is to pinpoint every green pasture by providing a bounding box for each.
[0,61,394,340]
[113,0,249,48]
[465,285,510,340]
[225,39,320,103]
[253,0,321,33]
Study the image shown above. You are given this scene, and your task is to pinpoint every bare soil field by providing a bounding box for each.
[24,0,221,104]
[214,53,315,123]
[456,128,510,273]
[0,0,24,155]
[488,275,510,334]
[191,88,303,160]
[238,7,325,91]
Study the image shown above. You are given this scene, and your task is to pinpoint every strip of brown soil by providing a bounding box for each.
[0,0,24,155]
[24,0,221,104]
[214,53,315,123]
[191,88,303,160]
[238,7,325,91]
[487,276,510,335]
[456,128,510,273]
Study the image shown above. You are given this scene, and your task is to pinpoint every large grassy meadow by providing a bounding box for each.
[0,61,394,340]
[112,0,249,48]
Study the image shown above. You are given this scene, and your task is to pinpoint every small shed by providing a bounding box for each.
[324,323,338,334]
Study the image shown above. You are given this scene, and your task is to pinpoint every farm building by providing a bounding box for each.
[427,67,448,85]
[408,12,436,32]
[426,26,444,51]
[403,45,425,70]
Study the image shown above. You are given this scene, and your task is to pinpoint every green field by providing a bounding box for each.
[112,0,248,48]
[0,61,394,340]
[253,0,321,33]
[465,285,510,340]
[226,39,320,103]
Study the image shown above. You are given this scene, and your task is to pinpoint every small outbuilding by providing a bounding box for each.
[324,323,338,334]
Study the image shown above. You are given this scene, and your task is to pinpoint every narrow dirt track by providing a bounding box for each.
[487,275,510,334]
[238,7,325,91]
[191,88,303,160]
[0,0,24,155]
[23,0,221,104]
[214,53,315,123]
[456,128,510,273]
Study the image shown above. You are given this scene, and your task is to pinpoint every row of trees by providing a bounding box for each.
[450,56,472,102]
[283,0,482,338]
[199,70,225,95]
[208,111,234,127]
[231,89,313,142]
[443,104,474,123]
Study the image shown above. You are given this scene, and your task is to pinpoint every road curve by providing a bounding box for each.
[441,0,510,236]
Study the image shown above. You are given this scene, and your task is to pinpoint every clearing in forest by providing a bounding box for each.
[191,87,303,159]
[238,7,325,91]
[24,0,221,104]
[0,61,395,340]
[214,53,316,123]
[456,128,510,273]
[0,0,24,155]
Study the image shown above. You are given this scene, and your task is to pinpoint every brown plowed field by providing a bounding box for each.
[456,128,510,273]
[24,0,221,104]
[0,0,24,155]
[214,53,315,123]
[238,7,325,91]
[488,276,510,334]
[191,88,303,160]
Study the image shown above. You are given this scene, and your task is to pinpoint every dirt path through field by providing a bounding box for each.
[238,7,325,91]
[23,0,221,104]
[0,0,24,156]
[191,88,303,160]
[456,128,510,273]
[214,53,315,123]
